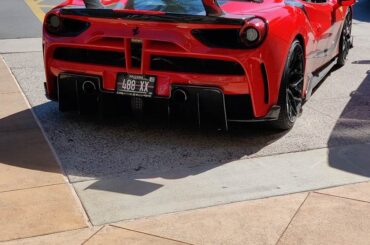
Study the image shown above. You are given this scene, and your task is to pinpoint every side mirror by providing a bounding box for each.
[338,0,355,6]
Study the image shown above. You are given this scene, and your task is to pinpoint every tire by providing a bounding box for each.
[270,39,305,130]
[336,11,352,67]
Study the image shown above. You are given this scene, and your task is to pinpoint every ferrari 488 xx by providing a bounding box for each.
[43,0,355,130]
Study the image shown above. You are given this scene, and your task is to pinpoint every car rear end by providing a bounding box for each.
[43,4,275,129]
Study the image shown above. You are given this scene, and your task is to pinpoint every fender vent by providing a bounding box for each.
[54,47,125,67]
[150,55,245,75]
[192,29,246,49]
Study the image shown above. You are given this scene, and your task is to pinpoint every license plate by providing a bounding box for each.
[116,73,156,97]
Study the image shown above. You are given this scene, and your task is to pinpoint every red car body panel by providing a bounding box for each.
[43,0,353,118]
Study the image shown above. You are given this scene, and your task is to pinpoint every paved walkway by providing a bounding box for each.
[2,56,370,244]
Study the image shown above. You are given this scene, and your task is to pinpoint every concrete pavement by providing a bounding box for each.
[0,0,41,39]
[2,49,370,244]
[2,11,370,225]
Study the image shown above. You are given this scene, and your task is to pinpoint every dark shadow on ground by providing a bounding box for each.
[353,0,370,23]
[328,69,370,177]
[353,60,370,64]
[0,104,288,195]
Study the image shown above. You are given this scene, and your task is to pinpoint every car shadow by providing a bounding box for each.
[328,69,370,177]
[353,0,370,23]
[352,60,370,65]
[3,69,368,196]
[0,103,288,195]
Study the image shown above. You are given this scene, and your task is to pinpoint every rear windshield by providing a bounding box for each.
[122,0,206,15]
[111,0,234,15]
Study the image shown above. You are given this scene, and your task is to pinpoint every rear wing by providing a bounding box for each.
[59,8,252,25]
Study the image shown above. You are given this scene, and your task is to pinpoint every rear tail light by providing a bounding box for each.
[45,14,90,37]
[240,18,268,48]
[192,17,268,49]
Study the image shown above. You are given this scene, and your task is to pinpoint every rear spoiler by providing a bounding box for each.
[59,8,252,25]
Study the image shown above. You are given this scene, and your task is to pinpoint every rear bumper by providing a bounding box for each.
[55,73,280,129]
[47,56,249,96]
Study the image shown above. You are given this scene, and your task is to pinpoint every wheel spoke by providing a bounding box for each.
[285,44,304,122]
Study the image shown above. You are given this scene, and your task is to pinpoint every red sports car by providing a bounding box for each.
[43,0,355,130]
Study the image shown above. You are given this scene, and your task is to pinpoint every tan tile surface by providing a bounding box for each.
[0,184,87,242]
[0,57,64,192]
[0,93,31,118]
[0,59,19,94]
[278,193,370,245]
[85,226,187,245]
[0,108,38,132]
[0,128,64,192]
[1,227,100,245]
[115,193,307,245]
[317,181,370,203]
[0,82,19,95]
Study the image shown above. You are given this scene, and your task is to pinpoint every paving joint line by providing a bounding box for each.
[81,225,105,245]
[0,91,20,95]
[0,227,89,243]
[274,192,310,245]
[313,191,370,205]
[0,182,66,194]
[306,103,368,129]
[0,51,42,55]
[110,224,194,245]
[0,127,40,134]
[248,141,370,160]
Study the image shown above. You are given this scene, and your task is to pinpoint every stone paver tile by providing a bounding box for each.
[278,193,370,245]
[115,193,308,245]
[0,108,38,132]
[85,226,187,245]
[0,184,87,242]
[0,58,38,131]
[0,59,19,94]
[0,128,64,192]
[0,79,19,94]
[1,227,100,245]
[316,181,370,203]
[0,92,30,117]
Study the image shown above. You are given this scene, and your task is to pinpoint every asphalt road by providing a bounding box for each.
[1,0,370,225]
[0,0,41,39]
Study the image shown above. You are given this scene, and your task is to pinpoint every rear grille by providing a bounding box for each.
[150,55,245,75]
[225,95,254,120]
[130,40,142,68]
[54,47,125,67]
[192,29,246,49]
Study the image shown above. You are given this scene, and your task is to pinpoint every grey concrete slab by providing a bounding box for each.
[0,0,42,39]
[0,38,42,54]
[73,144,370,225]
[1,46,43,66]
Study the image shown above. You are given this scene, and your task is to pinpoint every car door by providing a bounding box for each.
[301,0,339,68]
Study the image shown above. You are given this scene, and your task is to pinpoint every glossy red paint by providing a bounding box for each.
[43,0,354,118]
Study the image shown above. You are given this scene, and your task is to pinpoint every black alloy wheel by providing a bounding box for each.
[271,39,304,130]
[337,11,353,67]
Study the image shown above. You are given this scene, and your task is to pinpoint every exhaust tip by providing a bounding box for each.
[82,80,97,95]
[172,89,188,104]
